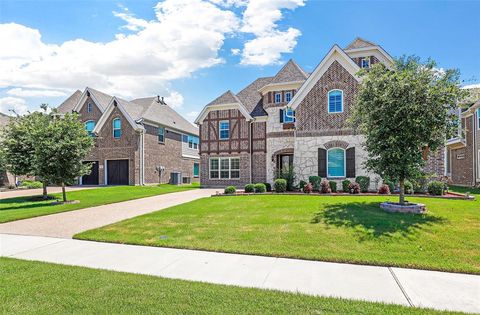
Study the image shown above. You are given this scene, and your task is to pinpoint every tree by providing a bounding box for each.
[34,112,94,202]
[351,56,466,205]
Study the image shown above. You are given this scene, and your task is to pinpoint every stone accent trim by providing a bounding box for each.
[324,140,349,150]
[267,131,295,138]
[380,202,426,214]
[296,129,356,137]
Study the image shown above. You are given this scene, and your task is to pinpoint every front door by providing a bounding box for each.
[107,160,129,185]
[82,161,99,185]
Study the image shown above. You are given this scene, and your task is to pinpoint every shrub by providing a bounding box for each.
[278,166,295,191]
[308,176,321,191]
[383,179,395,194]
[303,182,313,193]
[254,183,266,193]
[244,184,255,193]
[224,186,236,194]
[355,176,370,193]
[20,180,43,189]
[320,179,331,193]
[378,184,391,194]
[342,179,351,192]
[329,181,337,193]
[348,182,360,194]
[404,180,414,194]
[427,181,444,196]
[274,179,287,193]
[264,182,272,192]
[298,180,307,191]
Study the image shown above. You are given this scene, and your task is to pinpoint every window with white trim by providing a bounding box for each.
[327,148,346,178]
[113,118,121,139]
[219,120,229,140]
[275,92,282,103]
[361,57,370,69]
[328,90,343,113]
[187,135,199,149]
[87,102,93,113]
[85,120,95,137]
[283,108,295,123]
[285,91,292,102]
[210,157,240,179]
[158,127,165,143]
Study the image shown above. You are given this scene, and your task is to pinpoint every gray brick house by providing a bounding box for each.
[58,87,199,186]
[195,38,446,189]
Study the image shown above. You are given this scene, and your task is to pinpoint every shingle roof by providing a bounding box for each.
[236,76,273,117]
[269,59,308,84]
[206,90,242,106]
[345,37,377,50]
[88,87,113,111]
[57,90,82,114]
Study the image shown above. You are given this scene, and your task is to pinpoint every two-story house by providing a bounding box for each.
[0,112,15,186]
[195,38,446,188]
[57,87,200,186]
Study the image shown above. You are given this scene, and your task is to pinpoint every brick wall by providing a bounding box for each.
[451,116,475,186]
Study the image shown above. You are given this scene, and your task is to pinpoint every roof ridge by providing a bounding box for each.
[345,37,377,50]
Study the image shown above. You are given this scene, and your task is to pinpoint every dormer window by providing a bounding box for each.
[328,90,343,113]
[285,91,292,103]
[113,118,122,139]
[274,92,282,103]
[87,102,93,113]
[361,57,370,69]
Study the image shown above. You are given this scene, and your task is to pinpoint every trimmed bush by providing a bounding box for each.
[341,179,351,192]
[264,183,272,192]
[254,183,266,193]
[348,182,361,194]
[244,184,255,193]
[404,180,414,194]
[355,176,370,193]
[274,179,287,193]
[20,180,43,189]
[427,181,444,196]
[383,179,395,194]
[329,181,337,193]
[320,179,331,193]
[298,180,307,191]
[308,176,321,191]
[303,182,313,194]
[224,186,236,194]
[378,184,391,194]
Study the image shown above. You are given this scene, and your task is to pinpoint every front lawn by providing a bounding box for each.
[0,184,198,223]
[0,258,459,315]
[76,195,480,274]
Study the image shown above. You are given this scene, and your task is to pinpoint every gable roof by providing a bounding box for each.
[87,88,113,111]
[206,90,242,106]
[269,59,308,84]
[236,77,273,117]
[345,37,377,50]
[57,90,82,114]
[195,90,254,124]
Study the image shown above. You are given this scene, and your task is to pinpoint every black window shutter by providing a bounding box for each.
[318,148,327,177]
[346,147,355,178]
[279,109,284,123]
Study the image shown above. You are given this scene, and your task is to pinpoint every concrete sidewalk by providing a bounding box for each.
[0,189,218,238]
[0,186,95,200]
[1,234,478,314]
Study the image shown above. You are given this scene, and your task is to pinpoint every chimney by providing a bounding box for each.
[156,95,161,103]
[161,96,164,104]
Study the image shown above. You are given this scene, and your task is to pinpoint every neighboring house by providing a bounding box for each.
[0,112,15,186]
[195,38,446,188]
[57,87,199,186]
[446,87,480,187]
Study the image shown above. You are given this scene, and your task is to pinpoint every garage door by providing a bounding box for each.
[107,160,129,185]
[81,161,99,185]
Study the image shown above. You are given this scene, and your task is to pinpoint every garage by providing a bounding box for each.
[107,159,129,185]
[81,161,99,185]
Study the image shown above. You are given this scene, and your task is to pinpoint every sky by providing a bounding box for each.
[0,0,479,121]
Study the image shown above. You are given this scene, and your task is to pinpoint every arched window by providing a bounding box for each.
[327,147,345,177]
[113,118,122,139]
[85,120,95,137]
[328,90,343,113]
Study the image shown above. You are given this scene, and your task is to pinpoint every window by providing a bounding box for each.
[209,157,240,179]
[158,127,165,143]
[113,118,122,139]
[328,90,343,113]
[87,102,93,113]
[219,120,229,140]
[275,92,282,103]
[283,108,295,123]
[188,135,199,150]
[477,108,480,130]
[285,91,292,102]
[194,163,199,178]
[85,120,95,136]
[327,148,345,178]
[361,57,370,69]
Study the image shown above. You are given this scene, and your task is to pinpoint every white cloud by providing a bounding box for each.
[231,48,241,55]
[0,97,29,115]
[6,88,67,98]
[462,83,480,89]
[185,110,199,123]
[164,91,184,108]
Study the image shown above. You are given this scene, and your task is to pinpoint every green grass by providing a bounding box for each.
[0,258,461,315]
[76,194,480,274]
[449,185,480,196]
[0,183,198,223]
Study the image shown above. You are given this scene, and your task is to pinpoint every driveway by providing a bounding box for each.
[0,186,96,200]
[0,189,218,238]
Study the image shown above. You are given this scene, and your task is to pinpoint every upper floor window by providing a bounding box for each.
[185,135,199,149]
[113,118,122,139]
[158,127,165,143]
[327,147,345,178]
[219,120,229,140]
[477,108,480,130]
[274,92,282,103]
[283,108,295,123]
[85,120,95,137]
[285,91,292,103]
[87,102,93,113]
[361,57,370,69]
[328,90,343,113]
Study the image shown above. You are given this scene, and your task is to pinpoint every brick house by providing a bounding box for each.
[195,38,446,189]
[0,112,15,186]
[446,87,480,187]
[58,87,200,186]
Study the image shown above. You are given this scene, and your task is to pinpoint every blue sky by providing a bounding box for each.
[0,0,479,121]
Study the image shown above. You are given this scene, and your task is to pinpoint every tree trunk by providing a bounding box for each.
[399,178,405,205]
[42,181,48,200]
[61,182,67,202]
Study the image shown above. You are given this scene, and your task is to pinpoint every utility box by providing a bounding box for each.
[170,172,182,185]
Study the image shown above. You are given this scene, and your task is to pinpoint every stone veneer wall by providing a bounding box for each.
[266,136,295,183]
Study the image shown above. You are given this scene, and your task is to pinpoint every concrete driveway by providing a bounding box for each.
[0,186,96,200]
[0,189,218,238]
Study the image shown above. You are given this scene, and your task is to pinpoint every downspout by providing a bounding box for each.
[473,113,477,186]
[139,130,145,186]
[249,119,253,184]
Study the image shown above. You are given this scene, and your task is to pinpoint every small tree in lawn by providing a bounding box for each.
[35,112,94,202]
[351,56,466,205]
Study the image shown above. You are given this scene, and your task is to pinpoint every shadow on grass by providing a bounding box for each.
[0,196,60,212]
[311,202,446,240]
